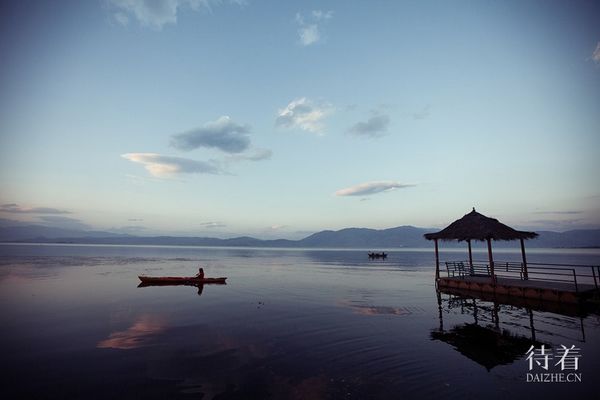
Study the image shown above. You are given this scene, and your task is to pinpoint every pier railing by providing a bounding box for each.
[444,260,600,292]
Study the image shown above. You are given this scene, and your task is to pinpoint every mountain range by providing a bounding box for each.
[1,221,599,249]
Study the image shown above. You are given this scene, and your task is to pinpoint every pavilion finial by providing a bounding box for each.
[472,207,475,212]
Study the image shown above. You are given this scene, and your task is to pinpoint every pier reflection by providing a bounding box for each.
[432,287,592,370]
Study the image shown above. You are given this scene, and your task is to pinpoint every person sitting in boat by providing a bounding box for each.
[196,267,204,279]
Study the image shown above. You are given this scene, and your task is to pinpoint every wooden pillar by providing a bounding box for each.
[493,300,500,330]
[436,289,443,332]
[434,239,440,280]
[520,238,528,280]
[467,239,473,267]
[486,238,495,282]
[528,308,536,342]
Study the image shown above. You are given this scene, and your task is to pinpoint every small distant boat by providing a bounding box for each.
[138,276,227,284]
[368,252,387,259]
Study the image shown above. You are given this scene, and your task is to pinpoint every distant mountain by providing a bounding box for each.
[0,222,599,249]
[531,230,600,248]
[0,224,129,242]
[296,226,430,248]
[291,227,600,248]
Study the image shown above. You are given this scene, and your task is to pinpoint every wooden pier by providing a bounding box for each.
[438,274,598,304]
[425,209,600,305]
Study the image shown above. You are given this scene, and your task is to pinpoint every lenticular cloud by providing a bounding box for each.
[335,181,414,197]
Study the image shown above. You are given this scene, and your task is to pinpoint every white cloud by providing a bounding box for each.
[0,203,71,214]
[122,153,221,177]
[524,218,596,232]
[312,10,333,21]
[226,148,272,162]
[109,0,243,30]
[244,148,272,161]
[335,181,415,197]
[269,224,287,230]
[199,221,226,228]
[109,0,198,29]
[170,116,251,153]
[276,97,332,134]
[296,10,333,46]
[348,114,390,138]
[299,24,320,46]
[532,210,583,215]
[114,11,130,26]
[593,42,600,64]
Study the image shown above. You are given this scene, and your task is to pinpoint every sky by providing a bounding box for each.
[0,0,599,239]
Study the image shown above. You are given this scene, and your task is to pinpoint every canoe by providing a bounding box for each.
[138,276,227,284]
[368,252,387,259]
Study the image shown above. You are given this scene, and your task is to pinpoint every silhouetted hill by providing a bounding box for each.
[532,230,600,248]
[0,224,128,242]
[0,223,599,249]
[297,226,430,248]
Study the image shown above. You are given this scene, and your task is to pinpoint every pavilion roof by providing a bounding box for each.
[424,208,538,242]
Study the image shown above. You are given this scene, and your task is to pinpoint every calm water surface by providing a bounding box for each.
[1,244,599,399]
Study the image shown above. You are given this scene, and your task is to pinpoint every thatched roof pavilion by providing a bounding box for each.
[424,208,538,281]
[424,208,537,242]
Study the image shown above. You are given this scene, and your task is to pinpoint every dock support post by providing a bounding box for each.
[486,238,495,283]
[520,238,528,280]
[492,300,500,330]
[436,290,443,331]
[528,309,536,341]
[434,239,440,280]
[467,239,473,267]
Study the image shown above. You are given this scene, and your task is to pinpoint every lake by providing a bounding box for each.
[1,244,599,399]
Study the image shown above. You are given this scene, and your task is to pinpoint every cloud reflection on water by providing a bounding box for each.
[97,314,166,349]
[338,299,425,316]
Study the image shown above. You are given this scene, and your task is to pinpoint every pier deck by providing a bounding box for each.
[438,275,598,304]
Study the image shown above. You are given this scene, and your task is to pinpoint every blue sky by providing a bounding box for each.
[0,0,599,239]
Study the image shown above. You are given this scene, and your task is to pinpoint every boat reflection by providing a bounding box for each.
[432,288,591,370]
[137,281,227,296]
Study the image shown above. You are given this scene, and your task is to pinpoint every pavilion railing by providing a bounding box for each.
[444,261,600,293]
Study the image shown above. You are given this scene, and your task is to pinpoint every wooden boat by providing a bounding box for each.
[368,252,387,259]
[138,276,227,284]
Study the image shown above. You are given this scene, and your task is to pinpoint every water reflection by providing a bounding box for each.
[437,285,595,318]
[137,281,227,296]
[98,314,167,349]
[112,321,335,399]
[431,323,544,371]
[338,299,425,316]
[432,288,591,371]
[2,245,599,399]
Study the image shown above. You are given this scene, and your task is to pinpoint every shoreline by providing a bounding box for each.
[1,241,599,253]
